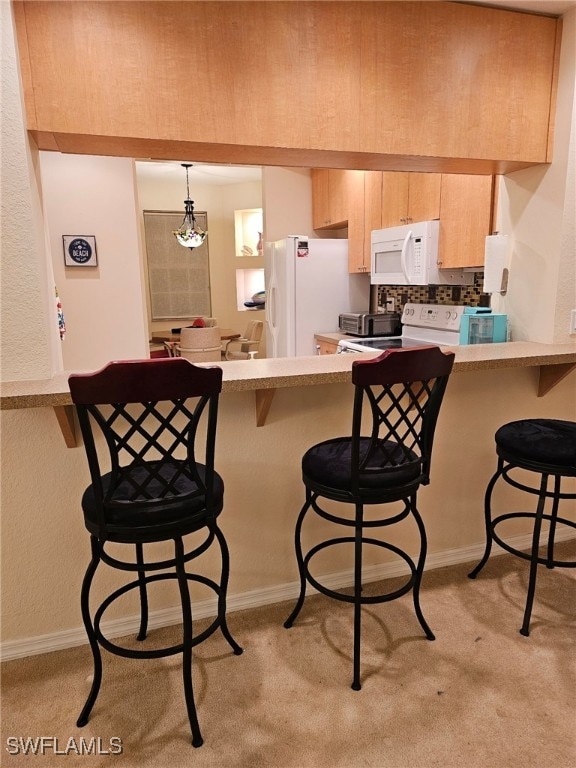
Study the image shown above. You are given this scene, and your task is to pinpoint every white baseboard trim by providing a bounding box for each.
[2,530,573,662]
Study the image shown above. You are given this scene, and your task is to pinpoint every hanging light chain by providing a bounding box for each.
[184,163,191,201]
[173,163,207,250]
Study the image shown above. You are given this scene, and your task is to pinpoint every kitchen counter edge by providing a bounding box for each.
[1,341,575,411]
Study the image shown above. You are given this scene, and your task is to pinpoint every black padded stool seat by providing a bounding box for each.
[302,437,421,493]
[284,346,455,691]
[69,358,243,748]
[81,461,225,535]
[495,419,576,469]
[469,418,576,636]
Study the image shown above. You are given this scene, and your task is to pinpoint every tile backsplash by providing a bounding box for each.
[377,273,488,313]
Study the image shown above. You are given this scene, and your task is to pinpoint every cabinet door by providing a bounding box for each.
[348,171,383,273]
[347,170,368,273]
[364,171,383,236]
[438,175,495,268]
[407,173,442,223]
[380,173,410,228]
[311,169,349,229]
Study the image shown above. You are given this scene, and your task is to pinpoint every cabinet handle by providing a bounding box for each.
[400,217,406,224]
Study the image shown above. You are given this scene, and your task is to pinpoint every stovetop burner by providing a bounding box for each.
[338,336,435,353]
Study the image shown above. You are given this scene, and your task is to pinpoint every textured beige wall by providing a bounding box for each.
[1,366,574,646]
[0,2,58,381]
[40,152,150,371]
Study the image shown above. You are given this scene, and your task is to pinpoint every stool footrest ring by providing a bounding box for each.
[94,572,224,659]
[491,512,576,568]
[303,536,416,605]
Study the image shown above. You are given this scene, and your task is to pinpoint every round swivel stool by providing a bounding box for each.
[468,418,576,636]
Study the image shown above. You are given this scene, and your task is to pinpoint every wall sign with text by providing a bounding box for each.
[63,235,98,267]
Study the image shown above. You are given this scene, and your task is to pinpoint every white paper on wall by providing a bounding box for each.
[483,234,510,294]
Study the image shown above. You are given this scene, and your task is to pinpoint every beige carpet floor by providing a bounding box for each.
[2,543,575,768]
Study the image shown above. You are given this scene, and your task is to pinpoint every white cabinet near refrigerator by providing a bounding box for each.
[265,237,369,357]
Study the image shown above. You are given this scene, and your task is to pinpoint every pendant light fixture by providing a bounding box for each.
[172,163,207,249]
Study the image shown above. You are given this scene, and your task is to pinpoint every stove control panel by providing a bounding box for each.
[402,303,465,331]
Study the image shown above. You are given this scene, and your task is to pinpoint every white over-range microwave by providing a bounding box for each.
[370,220,473,286]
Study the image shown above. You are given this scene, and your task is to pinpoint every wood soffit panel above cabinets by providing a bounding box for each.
[27,133,550,176]
[14,1,561,173]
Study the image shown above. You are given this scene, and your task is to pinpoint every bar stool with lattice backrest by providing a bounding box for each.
[284,346,455,690]
[68,358,243,748]
[468,418,576,636]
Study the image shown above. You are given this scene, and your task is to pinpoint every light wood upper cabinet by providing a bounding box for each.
[379,173,409,229]
[348,171,442,273]
[438,175,495,269]
[341,170,494,273]
[348,171,370,274]
[14,2,560,173]
[406,174,442,224]
[381,173,442,228]
[312,169,350,230]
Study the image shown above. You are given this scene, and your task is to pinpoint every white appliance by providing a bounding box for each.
[371,220,473,286]
[265,236,369,357]
[337,302,475,352]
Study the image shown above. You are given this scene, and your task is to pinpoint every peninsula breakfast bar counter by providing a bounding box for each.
[1,341,575,447]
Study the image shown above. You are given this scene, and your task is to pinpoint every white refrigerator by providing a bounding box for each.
[265,236,370,357]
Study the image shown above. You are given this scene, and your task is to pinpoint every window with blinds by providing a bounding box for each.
[143,210,211,320]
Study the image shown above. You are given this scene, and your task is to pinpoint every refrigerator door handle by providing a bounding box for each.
[266,284,276,329]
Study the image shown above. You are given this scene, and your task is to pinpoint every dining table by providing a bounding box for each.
[151,328,241,344]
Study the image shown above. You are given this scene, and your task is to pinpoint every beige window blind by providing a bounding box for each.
[143,210,211,320]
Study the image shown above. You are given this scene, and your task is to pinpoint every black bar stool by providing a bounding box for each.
[284,346,455,690]
[69,358,243,747]
[468,418,576,636]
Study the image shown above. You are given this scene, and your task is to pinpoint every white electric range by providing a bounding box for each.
[337,302,466,353]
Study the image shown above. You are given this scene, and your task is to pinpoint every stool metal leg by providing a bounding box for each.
[520,473,549,637]
[213,523,243,656]
[410,496,435,641]
[352,503,363,691]
[135,543,148,642]
[77,537,103,728]
[546,475,561,570]
[174,536,203,748]
[468,459,504,580]
[284,491,313,629]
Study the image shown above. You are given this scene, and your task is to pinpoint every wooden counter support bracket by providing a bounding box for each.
[255,389,276,427]
[54,392,278,444]
[537,362,576,397]
[53,405,78,447]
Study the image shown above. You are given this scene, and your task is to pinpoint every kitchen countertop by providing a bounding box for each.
[2,341,575,410]
[314,332,350,345]
[2,341,574,445]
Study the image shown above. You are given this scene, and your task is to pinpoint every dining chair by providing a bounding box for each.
[178,326,222,362]
[224,320,263,360]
